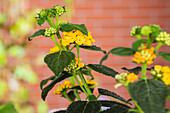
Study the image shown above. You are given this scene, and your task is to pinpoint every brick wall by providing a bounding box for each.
[28,0,170,110]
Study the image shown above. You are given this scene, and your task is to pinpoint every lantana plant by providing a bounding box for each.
[29,5,170,113]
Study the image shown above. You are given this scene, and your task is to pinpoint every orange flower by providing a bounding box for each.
[127,73,138,83]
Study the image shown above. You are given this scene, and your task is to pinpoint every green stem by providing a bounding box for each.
[147,36,151,48]
[46,18,56,28]
[76,44,80,60]
[56,14,59,27]
[69,76,81,101]
[140,63,148,79]
[155,42,163,53]
[126,86,143,113]
[50,35,63,50]
[96,94,101,100]
[63,91,73,103]
[78,70,92,95]
[73,70,89,96]
[69,46,76,52]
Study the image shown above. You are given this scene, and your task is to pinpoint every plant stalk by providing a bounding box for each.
[73,70,89,96]
[155,42,163,53]
[78,70,92,95]
[69,76,81,101]
[50,35,63,50]
[140,63,148,79]
[63,91,73,103]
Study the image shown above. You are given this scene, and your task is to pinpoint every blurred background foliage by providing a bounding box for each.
[0,0,74,112]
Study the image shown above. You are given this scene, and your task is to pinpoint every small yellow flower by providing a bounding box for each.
[154,65,162,73]
[78,63,84,68]
[53,80,72,95]
[161,66,170,73]
[127,73,138,83]
[132,47,156,65]
[162,73,170,85]
[60,30,95,46]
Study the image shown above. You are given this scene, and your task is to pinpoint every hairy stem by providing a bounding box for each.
[50,35,63,50]
[155,42,163,53]
[78,70,92,95]
[69,76,81,101]
[140,63,148,79]
[63,91,73,103]
[73,70,89,96]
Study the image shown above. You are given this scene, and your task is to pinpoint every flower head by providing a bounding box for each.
[44,27,57,37]
[132,47,156,65]
[75,58,84,69]
[53,80,72,95]
[141,25,152,36]
[60,30,95,46]
[130,26,141,37]
[53,5,65,16]
[127,73,138,83]
[115,72,129,86]
[156,32,170,46]
[151,65,170,85]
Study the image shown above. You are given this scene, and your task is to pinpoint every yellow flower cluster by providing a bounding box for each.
[49,45,61,54]
[151,65,170,85]
[132,47,156,65]
[80,79,98,87]
[156,32,170,46]
[127,73,138,83]
[60,30,95,46]
[75,58,84,69]
[53,80,72,94]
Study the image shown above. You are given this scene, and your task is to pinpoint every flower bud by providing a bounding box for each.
[53,5,65,16]
[141,25,152,36]
[130,26,141,37]
[44,27,57,37]
[39,9,47,18]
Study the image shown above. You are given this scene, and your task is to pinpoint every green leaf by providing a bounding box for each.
[100,47,135,64]
[79,45,106,54]
[98,88,130,104]
[41,71,73,100]
[0,103,17,113]
[40,76,55,90]
[129,79,168,113]
[28,29,46,41]
[157,52,170,61]
[99,100,130,113]
[87,64,119,78]
[44,51,75,76]
[100,54,109,65]
[132,39,146,50]
[109,47,135,56]
[60,23,88,35]
[37,17,46,27]
[66,101,101,113]
[121,67,141,75]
